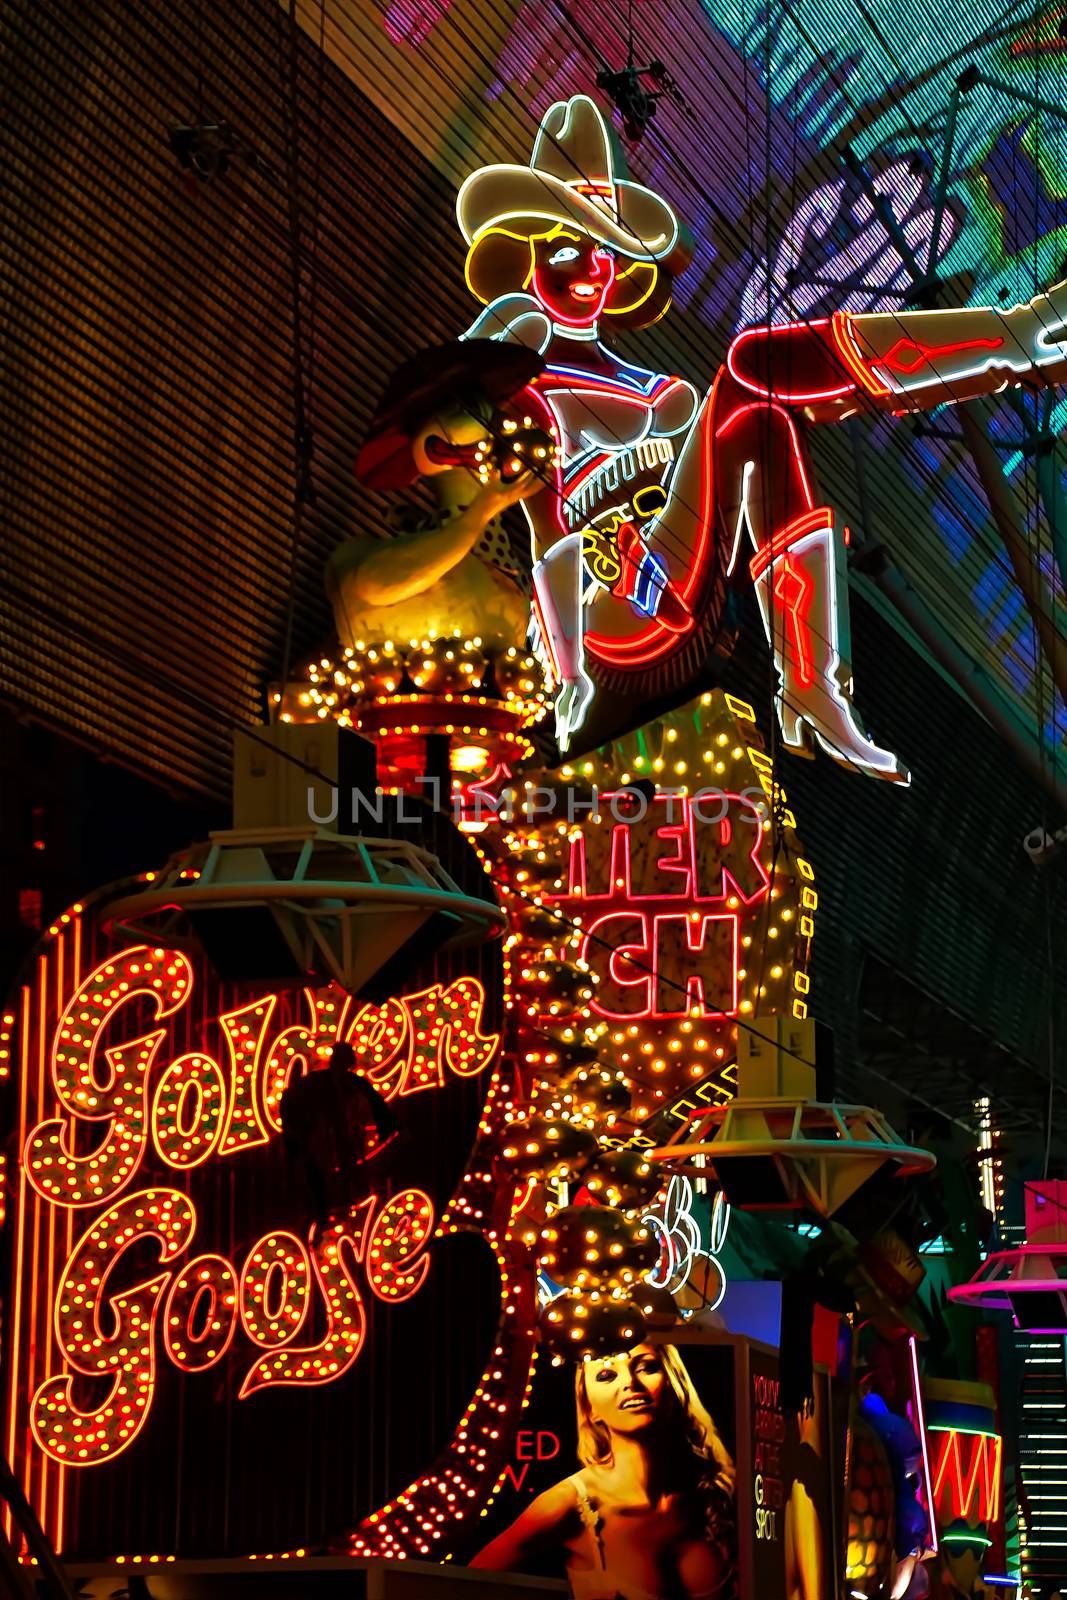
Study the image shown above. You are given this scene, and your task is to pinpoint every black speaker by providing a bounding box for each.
[715,1156,794,1208]
[186,905,307,982]
[815,1019,835,1101]
[1009,1289,1067,1331]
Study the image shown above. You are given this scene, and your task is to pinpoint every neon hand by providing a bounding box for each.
[554,674,594,753]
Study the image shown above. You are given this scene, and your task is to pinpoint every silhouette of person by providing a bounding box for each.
[280,1040,398,1227]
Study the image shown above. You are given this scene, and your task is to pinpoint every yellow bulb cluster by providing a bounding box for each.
[538,1206,657,1291]
[164,1256,238,1371]
[26,947,194,1207]
[240,1233,311,1347]
[35,1187,195,1464]
[286,637,549,731]
[540,1290,646,1360]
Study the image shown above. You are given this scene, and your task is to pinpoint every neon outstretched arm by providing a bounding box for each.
[462,293,553,353]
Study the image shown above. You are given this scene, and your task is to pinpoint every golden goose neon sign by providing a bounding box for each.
[20,945,498,1468]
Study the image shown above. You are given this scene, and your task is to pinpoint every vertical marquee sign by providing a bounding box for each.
[547,693,815,1138]
[0,863,512,1559]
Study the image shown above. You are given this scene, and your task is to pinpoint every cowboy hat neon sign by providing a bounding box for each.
[456,94,1067,774]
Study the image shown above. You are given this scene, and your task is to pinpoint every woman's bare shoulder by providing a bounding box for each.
[527,1474,585,1520]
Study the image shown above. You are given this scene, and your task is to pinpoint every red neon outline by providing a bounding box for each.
[16,939,500,1499]
[162,1253,239,1374]
[346,996,412,1101]
[6,985,30,1538]
[239,1205,372,1397]
[931,1428,1002,1525]
[439,978,500,1078]
[748,507,829,581]
[25,946,194,1208]
[237,1230,312,1349]
[726,319,856,402]
[218,996,277,1156]
[578,908,740,1021]
[557,794,769,909]
[584,373,720,665]
[398,986,447,1096]
[718,405,816,523]
[831,312,891,397]
[262,1023,318,1132]
[366,1189,435,1304]
[33,1187,197,1468]
[151,1051,227,1171]
[772,559,816,687]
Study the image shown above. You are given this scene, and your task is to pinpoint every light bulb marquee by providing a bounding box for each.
[0,885,534,1560]
[442,691,814,1387]
[526,692,814,1136]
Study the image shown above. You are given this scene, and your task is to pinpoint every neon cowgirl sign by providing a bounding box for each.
[457,94,1067,768]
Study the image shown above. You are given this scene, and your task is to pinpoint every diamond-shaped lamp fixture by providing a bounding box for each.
[100,725,504,994]
[948,1181,1067,1332]
[650,1018,935,1220]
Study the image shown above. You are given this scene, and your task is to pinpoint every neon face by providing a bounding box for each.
[530,231,616,327]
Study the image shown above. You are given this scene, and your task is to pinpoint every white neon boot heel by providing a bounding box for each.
[532,535,595,752]
[749,508,910,785]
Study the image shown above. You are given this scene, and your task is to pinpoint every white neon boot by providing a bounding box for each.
[749,508,910,784]
[531,534,594,753]
[839,278,1067,407]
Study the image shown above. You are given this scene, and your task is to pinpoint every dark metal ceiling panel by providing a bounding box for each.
[1,0,474,799]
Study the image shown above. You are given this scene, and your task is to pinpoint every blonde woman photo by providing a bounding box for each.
[471,1342,736,1600]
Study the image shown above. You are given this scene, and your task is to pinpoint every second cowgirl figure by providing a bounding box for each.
[457,95,1067,779]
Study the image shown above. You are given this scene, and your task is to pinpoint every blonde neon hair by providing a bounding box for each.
[575,1343,736,1500]
[464,223,670,329]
